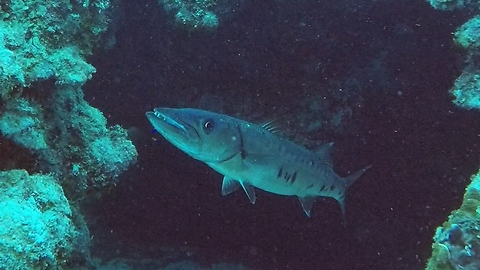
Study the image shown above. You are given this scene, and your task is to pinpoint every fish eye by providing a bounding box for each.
[203,119,215,133]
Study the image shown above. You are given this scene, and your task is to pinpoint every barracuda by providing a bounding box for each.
[146,107,370,219]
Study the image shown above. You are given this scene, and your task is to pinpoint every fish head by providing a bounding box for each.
[146,108,242,163]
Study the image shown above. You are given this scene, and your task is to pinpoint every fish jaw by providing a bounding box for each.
[145,108,201,156]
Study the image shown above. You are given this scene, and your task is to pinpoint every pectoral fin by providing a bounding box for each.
[221,177,256,204]
[240,181,256,204]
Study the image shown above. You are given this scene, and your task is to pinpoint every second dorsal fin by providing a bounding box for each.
[315,142,334,166]
[260,119,283,134]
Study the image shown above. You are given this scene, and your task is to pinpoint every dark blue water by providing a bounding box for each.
[84,0,480,269]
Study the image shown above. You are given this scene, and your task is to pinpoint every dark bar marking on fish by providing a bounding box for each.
[277,167,283,179]
[306,184,314,189]
[330,184,335,191]
[291,171,297,184]
[320,184,326,192]
[237,126,246,160]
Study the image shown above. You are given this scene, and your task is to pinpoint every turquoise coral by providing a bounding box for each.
[0,170,85,269]
[454,16,480,50]
[158,0,247,30]
[0,97,48,151]
[0,0,112,98]
[426,170,480,270]
[451,17,480,110]
[427,3,480,110]
[0,0,137,268]
[161,0,220,30]
[427,0,470,10]
[425,0,480,267]
[50,86,137,191]
[450,66,480,110]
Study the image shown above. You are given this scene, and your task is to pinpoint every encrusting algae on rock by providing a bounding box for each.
[426,170,480,270]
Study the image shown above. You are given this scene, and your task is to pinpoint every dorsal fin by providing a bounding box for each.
[315,142,334,166]
[260,119,283,134]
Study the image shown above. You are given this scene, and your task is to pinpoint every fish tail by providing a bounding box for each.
[344,165,372,188]
[338,165,372,224]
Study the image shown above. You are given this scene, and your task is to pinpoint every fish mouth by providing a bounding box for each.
[145,108,199,142]
[153,110,188,133]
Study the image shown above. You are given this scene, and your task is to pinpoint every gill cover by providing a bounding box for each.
[146,108,242,163]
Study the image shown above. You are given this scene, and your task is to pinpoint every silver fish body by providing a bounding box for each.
[146,107,370,218]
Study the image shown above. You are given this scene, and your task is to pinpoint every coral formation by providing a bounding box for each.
[160,0,220,30]
[449,16,480,109]
[0,170,88,270]
[425,171,480,270]
[158,0,246,30]
[0,0,113,98]
[0,0,137,198]
[48,85,137,197]
[424,3,480,269]
[0,0,137,268]
[454,16,480,50]
[449,65,480,110]
[427,2,480,110]
[440,16,480,109]
[427,0,470,10]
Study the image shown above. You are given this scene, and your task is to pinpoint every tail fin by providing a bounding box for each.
[338,165,372,224]
[344,165,372,188]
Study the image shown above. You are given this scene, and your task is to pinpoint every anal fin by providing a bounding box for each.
[298,196,316,217]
